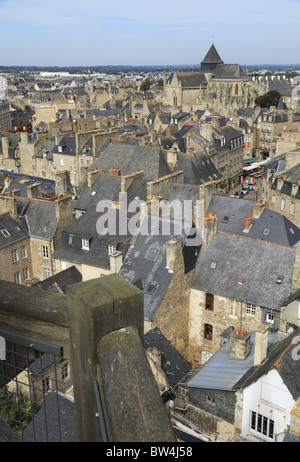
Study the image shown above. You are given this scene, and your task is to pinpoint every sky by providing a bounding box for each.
[0,0,300,67]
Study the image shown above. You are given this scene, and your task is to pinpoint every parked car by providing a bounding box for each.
[241,186,249,195]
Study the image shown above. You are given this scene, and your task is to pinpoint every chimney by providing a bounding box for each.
[203,211,218,249]
[254,324,269,366]
[166,150,177,170]
[87,168,101,188]
[166,236,183,273]
[110,251,123,273]
[200,123,213,142]
[109,167,121,177]
[229,328,252,360]
[1,136,9,158]
[293,243,300,289]
[243,211,252,232]
[252,201,265,219]
[26,183,42,198]
[55,170,72,195]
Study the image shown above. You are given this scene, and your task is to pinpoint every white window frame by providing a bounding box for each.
[250,411,274,440]
[61,363,69,381]
[108,244,116,255]
[229,299,238,317]
[43,267,50,279]
[246,303,256,316]
[14,272,21,284]
[20,245,27,259]
[23,267,29,280]
[82,238,89,250]
[12,249,18,263]
[42,245,49,259]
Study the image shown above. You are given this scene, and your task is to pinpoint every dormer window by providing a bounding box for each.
[108,244,116,255]
[82,238,89,250]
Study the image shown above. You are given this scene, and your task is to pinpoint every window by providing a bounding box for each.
[43,267,50,279]
[20,245,27,259]
[108,244,116,255]
[148,249,158,260]
[14,272,21,284]
[68,234,74,245]
[11,249,18,263]
[246,303,256,316]
[250,411,274,439]
[61,363,69,381]
[291,202,295,215]
[23,268,29,280]
[204,323,213,340]
[1,229,10,237]
[42,245,49,258]
[61,260,67,270]
[59,158,64,166]
[230,300,238,317]
[281,198,285,211]
[235,84,239,95]
[266,313,275,324]
[42,171,46,178]
[42,377,51,394]
[82,239,89,250]
[205,293,214,311]
[205,396,216,407]
[145,283,157,295]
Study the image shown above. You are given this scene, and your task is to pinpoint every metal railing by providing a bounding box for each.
[0,274,176,442]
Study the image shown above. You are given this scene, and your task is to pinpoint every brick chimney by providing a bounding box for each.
[109,167,121,177]
[252,201,265,219]
[200,123,213,142]
[254,324,269,366]
[243,211,252,233]
[229,328,252,360]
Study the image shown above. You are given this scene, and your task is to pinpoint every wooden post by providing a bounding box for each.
[97,326,176,442]
[66,274,144,442]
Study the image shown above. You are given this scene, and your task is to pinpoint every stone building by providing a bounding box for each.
[164,44,262,114]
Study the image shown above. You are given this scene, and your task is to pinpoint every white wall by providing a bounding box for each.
[241,368,295,442]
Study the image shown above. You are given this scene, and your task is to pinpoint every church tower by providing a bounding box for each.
[200,44,224,73]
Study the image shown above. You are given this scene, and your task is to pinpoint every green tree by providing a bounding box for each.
[0,387,34,433]
[255,90,282,108]
[140,78,152,92]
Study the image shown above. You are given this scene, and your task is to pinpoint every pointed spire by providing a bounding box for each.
[201,44,224,73]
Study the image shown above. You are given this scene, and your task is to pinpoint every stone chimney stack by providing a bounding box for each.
[26,183,42,198]
[230,328,252,360]
[200,123,213,142]
[293,243,300,289]
[202,211,218,249]
[109,251,123,273]
[166,236,183,273]
[254,324,269,366]
[252,201,265,219]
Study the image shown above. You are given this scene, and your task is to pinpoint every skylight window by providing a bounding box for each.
[90,191,96,196]
[145,283,157,295]
[210,262,217,269]
[263,229,269,235]
[1,229,10,238]
[222,216,229,224]
[148,249,158,260]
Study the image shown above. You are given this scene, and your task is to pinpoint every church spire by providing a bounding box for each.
[201,44,224,72]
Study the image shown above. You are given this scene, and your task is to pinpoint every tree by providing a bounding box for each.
[140,78,152,92]
[255,90,282,108]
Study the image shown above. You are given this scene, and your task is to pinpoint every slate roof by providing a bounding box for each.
[74,173,147,213]
[22,392,76,442]
[1,171,55,195]
[119,214,199,321]
[34,266,82,293]
[52,135,76,156]
[0,212,28,249]
[233,328,300,401]
[201,44,224,65]
[189,232,296,310]
[172,152,222,185]
[16,198,58,240]
[89,143,172,181]
[207,195,300,246]
[212,64,248,80]
[52,209,132,270]
[176,73,207,88]
[144,326,192,389]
